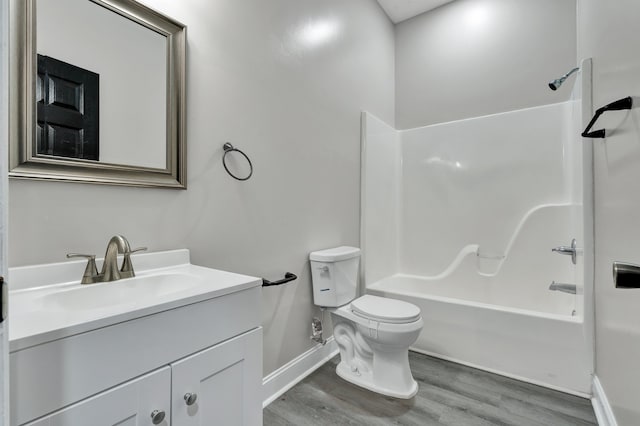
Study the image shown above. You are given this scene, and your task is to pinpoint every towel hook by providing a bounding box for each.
[222,142,253,181]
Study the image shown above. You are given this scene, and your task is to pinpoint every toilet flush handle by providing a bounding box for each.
[317,266,329,273]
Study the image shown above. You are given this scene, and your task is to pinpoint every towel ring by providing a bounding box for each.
[222,142,253,181]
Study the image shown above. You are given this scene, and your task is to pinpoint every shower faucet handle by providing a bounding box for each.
[552,238,578,265]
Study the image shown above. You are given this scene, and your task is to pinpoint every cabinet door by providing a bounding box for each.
[171,328,262,426]
[24,367,170,426]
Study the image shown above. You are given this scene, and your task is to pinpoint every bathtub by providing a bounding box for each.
[368,273,592,396]
[361,104,592,396]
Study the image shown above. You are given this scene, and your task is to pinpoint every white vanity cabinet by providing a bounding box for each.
[23,328,262,426]
[9,251,263,426]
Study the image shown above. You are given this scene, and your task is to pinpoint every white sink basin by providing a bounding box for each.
[40,273,204,311]
[8,249,262,351]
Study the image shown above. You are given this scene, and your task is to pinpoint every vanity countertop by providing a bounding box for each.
[9,249,261,352]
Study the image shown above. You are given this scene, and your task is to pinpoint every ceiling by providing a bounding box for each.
[376,0,455,23]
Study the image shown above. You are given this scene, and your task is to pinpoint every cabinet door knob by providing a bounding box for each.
[150,409,166,424]
[184,392,198,406]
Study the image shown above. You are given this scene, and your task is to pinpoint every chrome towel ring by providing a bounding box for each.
[222,142,253,181]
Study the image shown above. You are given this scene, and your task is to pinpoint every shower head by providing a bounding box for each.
[548,79,562,91]
[548,67,580,91]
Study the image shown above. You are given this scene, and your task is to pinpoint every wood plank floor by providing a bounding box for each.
[264,352,597,426]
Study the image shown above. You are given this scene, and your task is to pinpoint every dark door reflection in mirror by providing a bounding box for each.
[9,0,187,188]
[37,55,99,161]
[37,0,166,169]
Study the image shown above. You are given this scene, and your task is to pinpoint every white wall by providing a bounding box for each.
[395,0,577,129]
[37,0,167,168]
[578,1,640,424]
[8,0,395,377]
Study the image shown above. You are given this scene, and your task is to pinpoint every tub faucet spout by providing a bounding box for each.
[549,281,576,295]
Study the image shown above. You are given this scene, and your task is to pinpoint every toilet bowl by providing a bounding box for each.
[330,295,423,398]
[310,247,424,399]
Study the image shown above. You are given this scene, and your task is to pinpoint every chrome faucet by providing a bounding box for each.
[67,235,147,284]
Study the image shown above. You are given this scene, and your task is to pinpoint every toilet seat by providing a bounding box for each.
[350,295,421,324]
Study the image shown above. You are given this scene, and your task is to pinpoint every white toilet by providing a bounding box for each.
[310,246,424,399]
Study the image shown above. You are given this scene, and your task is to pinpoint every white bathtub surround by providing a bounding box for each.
[591,376,618,426]
[371,204,578,316]
[398,103,578,278]
[369,275,590,395]
[575,58,594,352]
[360,112,401,286]
[362,95,591,395]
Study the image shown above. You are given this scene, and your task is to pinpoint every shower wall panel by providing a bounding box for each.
[400,103,574,277]
[361,112,400,285]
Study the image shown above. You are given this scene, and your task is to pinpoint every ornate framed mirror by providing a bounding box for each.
[9,0,186,188]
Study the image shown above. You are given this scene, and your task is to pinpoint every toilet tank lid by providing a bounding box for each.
[351,295,421,324]
[310,246,361,262]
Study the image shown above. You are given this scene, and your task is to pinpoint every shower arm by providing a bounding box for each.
[563,67,580,79]
[582,96,633,138]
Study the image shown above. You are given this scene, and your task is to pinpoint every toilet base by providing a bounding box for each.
[335,360,418,399]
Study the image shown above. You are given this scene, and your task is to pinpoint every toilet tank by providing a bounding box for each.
[310,246,361,307]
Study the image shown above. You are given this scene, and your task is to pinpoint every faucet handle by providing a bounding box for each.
[66,253,99,284]
[126,247,148,255]
[121,247,147,277]
[66,253,95,260]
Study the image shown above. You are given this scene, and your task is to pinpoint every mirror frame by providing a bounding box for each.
[9,0,187,188]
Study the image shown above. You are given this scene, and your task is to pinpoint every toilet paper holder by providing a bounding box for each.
[262,272,297,287]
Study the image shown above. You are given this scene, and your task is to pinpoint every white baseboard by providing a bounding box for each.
[592,375,618,426]
[262,337,338,408]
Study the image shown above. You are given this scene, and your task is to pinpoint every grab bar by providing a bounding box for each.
[549,281,576,294]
